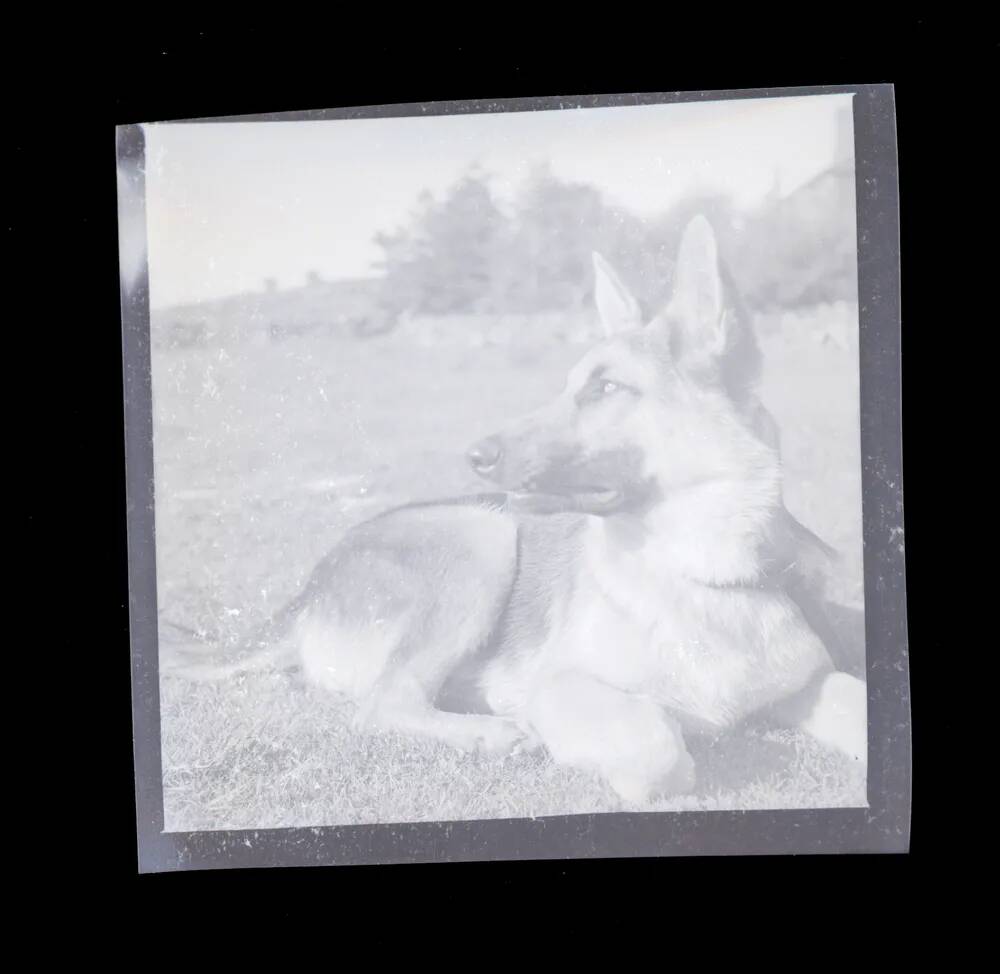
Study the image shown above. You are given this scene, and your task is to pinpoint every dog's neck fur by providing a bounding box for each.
[596,465,782,590]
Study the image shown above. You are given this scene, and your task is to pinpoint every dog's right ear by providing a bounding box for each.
[592,252,642,337]
[665,215,727,365]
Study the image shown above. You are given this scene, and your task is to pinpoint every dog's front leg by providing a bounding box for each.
[525,670,695,805]
[356,673,528,755]
[769,670,868,766]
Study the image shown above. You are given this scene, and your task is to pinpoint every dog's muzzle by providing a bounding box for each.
[467,437,628,515]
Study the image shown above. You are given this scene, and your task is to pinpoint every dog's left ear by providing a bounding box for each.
[593,252,642,336]
[662,215,727,364]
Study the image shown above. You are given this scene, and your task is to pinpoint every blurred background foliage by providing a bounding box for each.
[373,158,857,322]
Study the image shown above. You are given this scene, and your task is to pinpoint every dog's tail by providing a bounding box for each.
[160,592,308,682]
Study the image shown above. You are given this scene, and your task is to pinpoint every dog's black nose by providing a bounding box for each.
[468,437,503,475]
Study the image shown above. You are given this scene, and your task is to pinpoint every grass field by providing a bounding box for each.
[153,304,866,831]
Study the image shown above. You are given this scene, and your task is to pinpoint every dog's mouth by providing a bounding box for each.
[508,484,625,515]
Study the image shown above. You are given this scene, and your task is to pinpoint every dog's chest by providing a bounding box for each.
[543,544,830,730]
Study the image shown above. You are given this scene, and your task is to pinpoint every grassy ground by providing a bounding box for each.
[153,304,866,831]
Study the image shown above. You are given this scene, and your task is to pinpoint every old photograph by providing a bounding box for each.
[131,92,872,835]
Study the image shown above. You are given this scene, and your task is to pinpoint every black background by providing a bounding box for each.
[13,12,965,927]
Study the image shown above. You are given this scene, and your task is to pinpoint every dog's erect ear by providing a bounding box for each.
[666,215,727,363]
[593,252,642,337]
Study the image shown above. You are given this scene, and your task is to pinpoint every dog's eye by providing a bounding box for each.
[575,377,635,407]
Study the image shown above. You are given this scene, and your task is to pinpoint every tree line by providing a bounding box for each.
[372,162,857,320]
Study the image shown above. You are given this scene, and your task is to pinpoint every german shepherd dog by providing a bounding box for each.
[167,215,867,804]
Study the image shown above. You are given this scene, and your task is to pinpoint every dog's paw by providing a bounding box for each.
[509,724,544,757]
[608,757,697,807]
[472,718,532,756]
[605,733,698,806]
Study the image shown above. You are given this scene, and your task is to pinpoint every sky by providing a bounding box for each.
[142,93,854,309]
